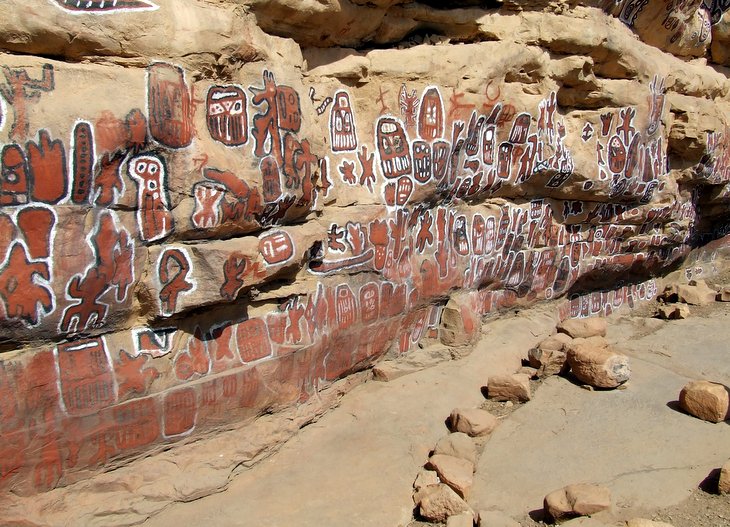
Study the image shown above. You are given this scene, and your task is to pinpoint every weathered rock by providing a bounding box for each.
[567,342,631,388]
[478,509,521,527]
[679,381,730,423]
[557,318,608,339]
[414,469,440,491]
[677,280,718,306]
[418,484,473,522]
[529,333,572,377]
[719,460,730,494]
[434,433,478,465]
[626,520,675,527]
[441,295,481,348]
[717,287,730,302]
[448,512,476,527]
[544,484,611,521]
[486,374,531,402]
[449,408,500,437]
[656,303,690,320]
[427,454,475,498]
[2,0,730,513]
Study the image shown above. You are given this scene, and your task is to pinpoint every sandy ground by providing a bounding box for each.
[144,298,730,527]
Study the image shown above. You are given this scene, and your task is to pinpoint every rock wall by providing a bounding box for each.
[1,0,729,500]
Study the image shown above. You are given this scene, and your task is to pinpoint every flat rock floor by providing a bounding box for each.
[144,302,730,527]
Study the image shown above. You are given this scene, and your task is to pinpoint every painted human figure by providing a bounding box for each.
[128,154,174,242]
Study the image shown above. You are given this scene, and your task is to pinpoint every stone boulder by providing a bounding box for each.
[557,318,607,339]
[656,304,690,320]
[434,432,478,465]
[426,454,475,498]
[416,484,473,522]
[486,374,531,402]
[679,380,730,423]
[449,408,500,437]
[719,459,730,494]
[566,340,630,388]
[717,287,730,302]
[544,484,611,521]
[529,333,573,377]
[676,280,717,306]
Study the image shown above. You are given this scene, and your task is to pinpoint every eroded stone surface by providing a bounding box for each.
[0,0,730,520]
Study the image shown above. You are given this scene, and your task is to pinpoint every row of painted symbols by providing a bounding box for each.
[323,86,576,209]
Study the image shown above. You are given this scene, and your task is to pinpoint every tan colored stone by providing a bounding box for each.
[518,366,539,378]
[679,381,730,423]
[478,509,520,526]
[448,512,475,527]
[539,332,574,351]
[557,318,607,339]
[486,374,531,402]
[529,336,570,377]
[418,484,473,522]
[677,280,717,306]
[434,433,478,465]
[656,303,690,320]
[544,484,611,521]
[719,460,730,494]
[414,469,440,491]
[626,519,675,527]
[449,408,500,437]
[567,343,630,389]
[717,287,730,302]
[427,454,475,498]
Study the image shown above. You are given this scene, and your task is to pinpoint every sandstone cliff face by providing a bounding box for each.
[0,0,729,509]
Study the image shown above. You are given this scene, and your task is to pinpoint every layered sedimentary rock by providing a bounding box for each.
[0,0,729,509]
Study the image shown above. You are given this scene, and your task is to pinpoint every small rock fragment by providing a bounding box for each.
[418,483,473,522]
[478,509,520,526]
[529,346,568,378]
[677,280,717,306]
[679,380,730,423]
[450,408,499,437]
[414,469,440,491]
[447,512,475,527]
[486,374,531,402]
[557,318,607,339]
[544,484,611,521]
[717,287,730,302]
[434,432,477,464]
[427,454,474,498]
[656,303,690,320]
[566,342,630,388]
[720,459,730,494]
[626,519,675,527]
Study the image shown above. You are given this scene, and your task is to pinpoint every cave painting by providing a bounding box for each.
[0,64,54,142]
[206,85,248,146]
[157,246,195,316]
[0,205,56,327]
[147,62,194,149]
[330,91,358,152]
[128,153,174,242]
[60,210,134,333]
[49,0,158,12]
